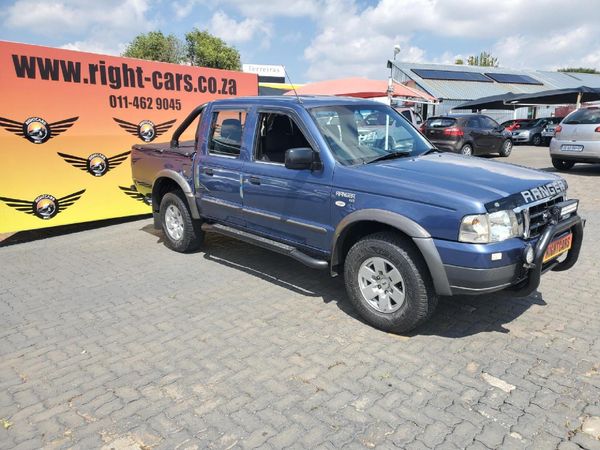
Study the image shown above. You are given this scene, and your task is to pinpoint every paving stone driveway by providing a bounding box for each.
[1,147,599,450]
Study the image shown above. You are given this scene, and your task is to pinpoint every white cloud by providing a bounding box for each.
[301,0,600,80]
[493,26,600,70]
[4,0,155,55]
[208,10,272,45]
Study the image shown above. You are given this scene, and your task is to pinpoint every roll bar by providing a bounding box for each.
[170,103,207,148]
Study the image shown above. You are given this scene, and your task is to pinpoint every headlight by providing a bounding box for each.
[459,210,522,243]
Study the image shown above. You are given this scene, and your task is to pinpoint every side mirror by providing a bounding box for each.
[285,147,321,170]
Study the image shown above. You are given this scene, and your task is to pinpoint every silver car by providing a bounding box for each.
[549,107,600,170]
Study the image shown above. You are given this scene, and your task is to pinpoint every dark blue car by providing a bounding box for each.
[131,96,584,333]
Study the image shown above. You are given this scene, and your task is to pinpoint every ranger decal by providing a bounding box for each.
[520,180,567,203]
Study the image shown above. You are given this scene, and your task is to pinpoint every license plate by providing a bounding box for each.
[543,233,572,263]
[561,144,583,152]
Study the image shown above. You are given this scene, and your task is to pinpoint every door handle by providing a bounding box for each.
[248,176,261,185]
[204,168,214,176]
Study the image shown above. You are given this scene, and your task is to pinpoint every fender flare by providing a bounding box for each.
[331,209,452,296]
[153,169,200,219]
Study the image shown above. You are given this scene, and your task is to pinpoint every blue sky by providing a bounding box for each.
[1,0,599,82]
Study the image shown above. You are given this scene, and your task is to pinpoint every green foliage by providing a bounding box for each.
[455,58,464,65]
[185,29,242,71]
[466,51,499,67]
[558,67,599,74]
[123,29,242,71]
[122,31,184,64]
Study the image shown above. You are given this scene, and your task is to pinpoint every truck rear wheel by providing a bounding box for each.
[159,191,203,253]
[344,232,438,333]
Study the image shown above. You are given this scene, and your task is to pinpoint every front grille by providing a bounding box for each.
[526,196,564,238]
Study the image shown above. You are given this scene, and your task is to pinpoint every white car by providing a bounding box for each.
[550,107,600,170]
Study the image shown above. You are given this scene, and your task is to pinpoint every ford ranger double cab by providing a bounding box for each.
[131,96,584,333]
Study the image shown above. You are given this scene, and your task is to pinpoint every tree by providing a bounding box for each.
[466,51,499,67]
[558,67,599,74]
[455,58,464,65]
[185,29,241,70]
[122,31,184,64]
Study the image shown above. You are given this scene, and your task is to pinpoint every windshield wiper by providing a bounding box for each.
[421,148,441,155]
[364,150,411,164]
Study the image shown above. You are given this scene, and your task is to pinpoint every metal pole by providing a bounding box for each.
[576,92,582,109]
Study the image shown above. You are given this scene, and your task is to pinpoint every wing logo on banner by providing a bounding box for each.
[0,116,78,144]
[119,185,152,205]
[113,118,176,142]
[0,190,86,220]
[57,151,131,177]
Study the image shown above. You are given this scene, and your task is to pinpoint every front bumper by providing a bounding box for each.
[443,214,584,296]
[512,135,531,143]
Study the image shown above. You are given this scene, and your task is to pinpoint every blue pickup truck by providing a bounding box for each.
[131,96,584,332]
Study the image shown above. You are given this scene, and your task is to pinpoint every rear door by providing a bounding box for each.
[480,116,504,152]
[196,107,248,227]
[465,116,485,152]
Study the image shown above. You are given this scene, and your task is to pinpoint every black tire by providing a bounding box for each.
[159,191,204,252]
[460,144,473,156]
[532,134,542,146]
[344,232,438,333]
[552,159,575,171]
[499,139,512,157]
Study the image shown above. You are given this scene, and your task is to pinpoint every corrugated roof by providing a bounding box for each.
[391,61,600,101]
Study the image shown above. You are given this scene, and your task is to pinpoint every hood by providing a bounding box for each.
[338,152,566,213]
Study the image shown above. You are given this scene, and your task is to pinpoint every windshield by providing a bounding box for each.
[309,104,433,165]
[523,119,545,128]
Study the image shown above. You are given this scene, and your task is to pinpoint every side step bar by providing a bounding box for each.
[201,223,329,270]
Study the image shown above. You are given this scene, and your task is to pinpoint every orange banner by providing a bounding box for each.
[0,41,257,233]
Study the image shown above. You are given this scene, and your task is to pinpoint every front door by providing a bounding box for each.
[242,111,332,252]
[196,108,248,227]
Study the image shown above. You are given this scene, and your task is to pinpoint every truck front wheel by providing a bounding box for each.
[344,232,437,333]
[159,191,204,253]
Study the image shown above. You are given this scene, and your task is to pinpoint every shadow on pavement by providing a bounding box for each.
[0,214,152,247]
[143,226,547,338]
[540,164,600,177]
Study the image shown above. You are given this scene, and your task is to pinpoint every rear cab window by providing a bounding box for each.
[208,110,247,157]
[564,108,600,124]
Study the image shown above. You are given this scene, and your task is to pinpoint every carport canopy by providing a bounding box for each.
[505,86,600,107]
[454,92,522,110]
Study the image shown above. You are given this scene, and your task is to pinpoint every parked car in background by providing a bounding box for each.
[512,117,556,146]
[550,106,600,170]
[500,119,532,132]
[394,107,424,128]
[423,114,513,156]
[541,117,565,145]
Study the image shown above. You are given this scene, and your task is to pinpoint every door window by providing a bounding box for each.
[480,116,499,130]
[208,110,247,157]
[255,113,312,164]
[467,117,481,128]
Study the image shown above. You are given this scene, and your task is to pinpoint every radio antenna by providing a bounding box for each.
[283,66,302,104]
